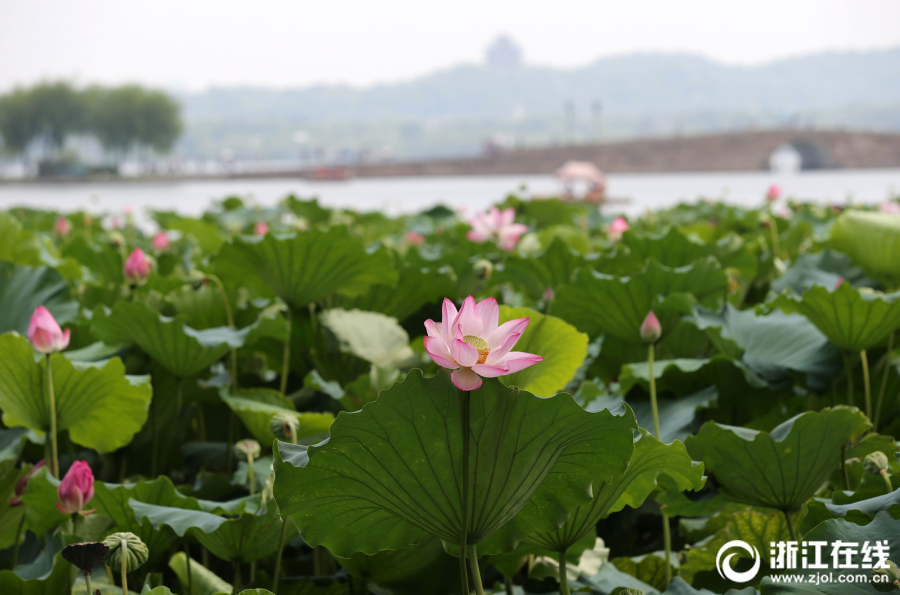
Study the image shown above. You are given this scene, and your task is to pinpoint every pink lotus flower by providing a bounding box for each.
[11,460,45,506]
[28,306,70,354]
[607,216,629,242]
[110,216,121,230]
[406,231,425,246]
[124,248,151,285]
[424,296,543,391]
[879,201,900,214]
[254,222,269,236]
[54,217,70,237]
[640,310,661,344]
[543,287,555,302]
[766,185,781,202]
[151,231,170,251]
[466,207,528,252]
[54,461,95,516]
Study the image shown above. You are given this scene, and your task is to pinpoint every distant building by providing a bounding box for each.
[485,36,522,68]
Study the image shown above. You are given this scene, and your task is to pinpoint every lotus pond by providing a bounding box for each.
[3,191,900,595]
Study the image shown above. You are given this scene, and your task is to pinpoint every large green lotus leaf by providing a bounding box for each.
[685,408,870,511]
[219,388,334,445]
[165,284,230,330]
[619,357,767,396]
[758,512,900,594]
[622,227,709,268]
[91,301,248,377]
[497,306,588,397]
[525,430,704,552]
[273,371,637,557]
[771,249,877,295]
[213,228,397,307]
[692,304,840,391]
[337,260,456,323]
[553,258,728,342]
[318,308,415,367]
[0,263,79,336]
[337,536,448,585]
[0,464,28,550]
[19,468,68,537]
[0,212,41,266]
[800,489,900,536]
[166,218,226,254]
[0,333,152,454]
[773,282,900,352]
[492,237,593,300]
[830,209,900,279]
[191,503,287,563]
[60,236,124,284]
[169,552,232,595]
[0,535,76,595]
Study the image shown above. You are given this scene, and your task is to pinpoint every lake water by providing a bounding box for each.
[1,169,898,227]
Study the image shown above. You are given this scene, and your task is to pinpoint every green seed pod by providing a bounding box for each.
[270,412,299,441]
[235,439,261,459]
[473,259,493,280]
[617,589,645,595]
[865,452,890,475]
[102,532,148,573]
[871,560,900,592]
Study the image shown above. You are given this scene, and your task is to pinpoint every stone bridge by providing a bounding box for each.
[349,130,900,177]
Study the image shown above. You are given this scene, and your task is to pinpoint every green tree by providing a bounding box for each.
[0,88,37,155]
[0,82,87,157]
[91,85,182,158]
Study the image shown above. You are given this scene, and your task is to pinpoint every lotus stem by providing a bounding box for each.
[233,561,242,594]
[226,412,236,474]
[185,545,193,595]
[768,214,782,261]
[882,470,893,494]
[120,538,128,595]
[280,309,292,395]
[841,445,850,490]
[861,350,872,420]
[206,274,239,390]
[272,518,288,594]
[647,344,671,586]
[46,355,59,478]
[151,394,159,477]
[12,513,25,566]
[84,570,92,595]
[844,352,855,407]
[247,453,256,496]
[105,563,115,586]
[504,576,514,595]
[875,333,895,428]
[468,544,485,595]
[782,510,796,542]
[557,550,570,595]
[459,389,471,595]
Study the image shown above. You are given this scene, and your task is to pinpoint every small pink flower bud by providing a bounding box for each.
[11,460,45,506]
[766,185,781,202]
[124,248,151,285]
[28,306,70,354]
[607,216,629,242]
[543,287,555,302]
[151,231,170,252]
[406,231,425,246]
[254,222,269,236]
[54,461,96,516]
[54,217,70,237]
[640,310,662,344]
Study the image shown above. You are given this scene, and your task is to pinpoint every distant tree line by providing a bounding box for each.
[0,81,182,161]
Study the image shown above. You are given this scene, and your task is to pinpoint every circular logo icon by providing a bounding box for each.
[716,540,761,583]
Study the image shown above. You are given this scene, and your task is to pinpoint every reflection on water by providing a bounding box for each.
[0,169,898,227]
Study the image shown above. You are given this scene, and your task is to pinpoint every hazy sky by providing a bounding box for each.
[2,0,899,92]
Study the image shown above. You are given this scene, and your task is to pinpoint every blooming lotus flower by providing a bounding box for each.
[55,461,95,515]
[254,222,269,236]
[766,185,781,202]
[28,306,70,354]
[424,296,543,391]
[406,231,425,246]
[54,217,70,237]
[151,231,170,251]
[640,310,661,344]
[607,216,629,242]
[124,248,151,285]
[466,207,528,252]
[11,460,45,506]
[879,201,900,214]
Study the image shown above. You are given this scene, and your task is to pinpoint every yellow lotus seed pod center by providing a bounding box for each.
[463,335,490,365]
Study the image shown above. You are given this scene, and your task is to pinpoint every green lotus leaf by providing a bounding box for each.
[0,333,152,454]
[0,212,41,266]
[164,284,230,330]
[611,554,671,593]
[219,387,334,445]
[492,237,592,300]
[213,228,397,307]
[685,408,870,511]
[165,218,226,254]
[0,533,76,595]
[273,371,637,557]
[771,249,877,295]
[830,209,900,279]
[169,552,232,595]
[773,282,900,352]
[337,536,450,585]
[61,237,124,284]
[497,306,588,397]
[0,464,28,550]
[0,263,79,336]
[553,258,728,342]
[319,308,416,368]
[525,430,704,552]
[800,489,900,536]
[191,503,287,563]
[619,356,767,396]
[91,301,249,377]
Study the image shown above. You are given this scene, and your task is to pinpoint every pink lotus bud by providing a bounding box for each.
[110,216,121,230]
[640,310,661,344]
[879,201,900,214]
[151,231,170,252]
[835,277,844,290]
[543,286,555,302]
[406,231,425,246]
[54,217,70,237]
[124,248,151,285]
[766,185,781,202]
[11,460,45,506]
[254,222,269,236]
[28,306,70,354]
[54,461,95,516]
[607,217,629,242]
